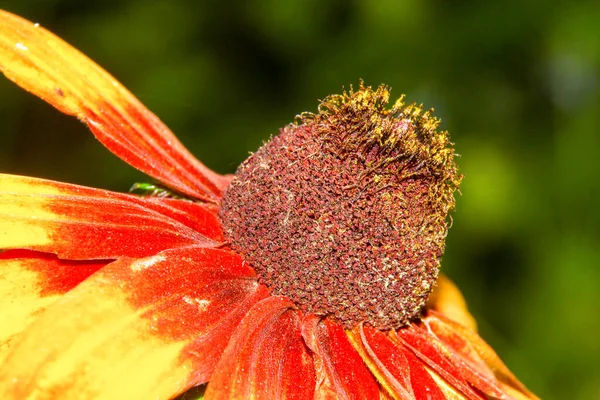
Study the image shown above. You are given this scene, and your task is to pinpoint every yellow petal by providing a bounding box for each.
[0,251,105,364]
[0,247,268,400]
[2,282,191,399]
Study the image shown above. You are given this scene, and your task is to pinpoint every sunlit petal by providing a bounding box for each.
[0,250,106,363]
[0,246,268,399]
[0,10,229,202]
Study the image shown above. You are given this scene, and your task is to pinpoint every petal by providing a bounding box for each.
[0,174,219,259]
[347,324,446,400]
[426,275,477,332]
[0,250,106,362]
[392,326,485,400]
[142,197,225,242]
[206,296,315,400]
[347,325,414,399]
[424,312,538,399]
[401,352,449,400]
[301,316,380,400]
[0,246,269,399]
[422,368,476,400]
[0,10,229,202]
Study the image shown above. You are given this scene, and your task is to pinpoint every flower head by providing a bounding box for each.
[221,84,461,330]
[0,9,537,400]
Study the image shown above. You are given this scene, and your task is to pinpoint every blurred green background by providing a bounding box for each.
[1,1,599,398]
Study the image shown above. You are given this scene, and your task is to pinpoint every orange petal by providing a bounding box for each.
[427,274,477,331]
[414,320,506,399]
[0,246,269,399]
[424,312,538,399]
[301,316,380,399]
[0,10,229,202]
[392,326,485,400]
[0,250,105,362]
[347,324,446,400]
[0,174,219,259]
[206,297,315,399]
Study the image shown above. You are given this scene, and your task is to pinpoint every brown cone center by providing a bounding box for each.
[219,84,460,329]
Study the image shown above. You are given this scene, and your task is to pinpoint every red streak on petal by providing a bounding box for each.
[124,103,229,195]
[427,311,536,398]
[0,247,266,398]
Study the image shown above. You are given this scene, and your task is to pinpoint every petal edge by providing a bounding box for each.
[0,10,228,202]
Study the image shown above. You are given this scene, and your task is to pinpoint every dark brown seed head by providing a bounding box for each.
[219,83,461,329]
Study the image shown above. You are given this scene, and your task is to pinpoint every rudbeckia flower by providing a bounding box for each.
[0,9,537,400]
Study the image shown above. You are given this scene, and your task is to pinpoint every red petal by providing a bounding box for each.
[348,324,446,400]
[206,296,315,399]
[142,197,225,242]
[401,346,449,400]
[301,316,380,399]
[422,313,504,398]
[347,325,414,399]
[0,174,219,259]
[0,246,268,399]
[424,312,537,399]
[0,10,229,202]
[0,250,106,362]
[393,326,485,400]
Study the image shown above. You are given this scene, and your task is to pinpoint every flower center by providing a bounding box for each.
[219,83,461,329]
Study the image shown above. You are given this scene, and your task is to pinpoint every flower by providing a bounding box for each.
[0,9,537,400]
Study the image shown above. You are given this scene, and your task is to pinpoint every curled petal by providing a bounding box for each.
[301,316,380,399]
[0,10,229,202]
[0,174,219,259]
[0,250,106,362]
[0,247,268,399]
[206,296,315,399]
